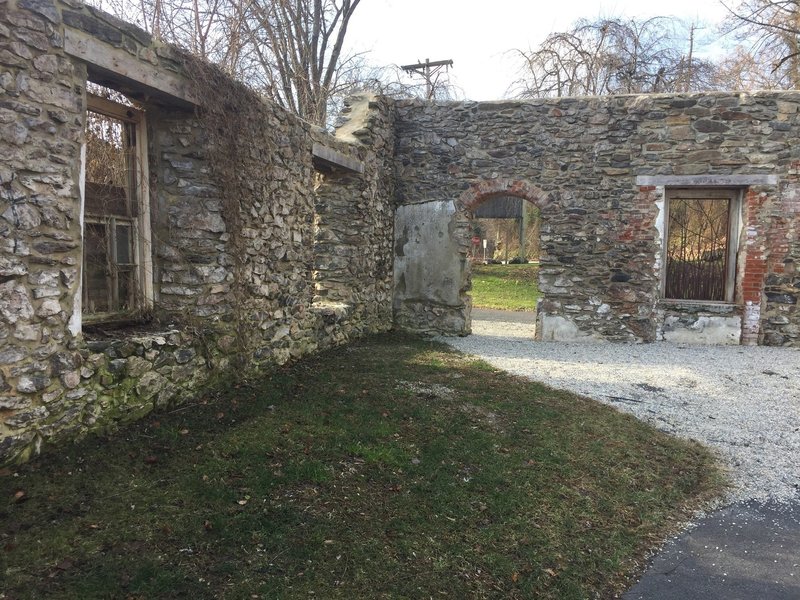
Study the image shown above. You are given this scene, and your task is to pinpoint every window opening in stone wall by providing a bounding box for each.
[82,94,152,321]
[470,196,540,264]
[467,195,541,338]
[86,80,136,107]
[664,188,739,303]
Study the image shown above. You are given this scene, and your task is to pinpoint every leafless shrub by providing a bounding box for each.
[509,16,718,98]
[719,0,800,89]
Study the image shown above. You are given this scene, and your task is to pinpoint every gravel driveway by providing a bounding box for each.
[442,311,800,505]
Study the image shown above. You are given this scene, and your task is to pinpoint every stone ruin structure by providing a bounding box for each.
[393,97,800,345]
[1,0,799,464]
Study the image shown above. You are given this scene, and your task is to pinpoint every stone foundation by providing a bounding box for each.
[3,1,800,466]
[656,302,742,345]
[0,1,394,465]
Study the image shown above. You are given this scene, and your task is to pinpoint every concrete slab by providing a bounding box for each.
[469,308,536,339]
[625,501,800,600]
[471,308,536,324]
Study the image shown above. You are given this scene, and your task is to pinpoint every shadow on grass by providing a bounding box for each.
[1,332,724,599]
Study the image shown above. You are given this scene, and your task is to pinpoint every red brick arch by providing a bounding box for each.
[457,179,554,212]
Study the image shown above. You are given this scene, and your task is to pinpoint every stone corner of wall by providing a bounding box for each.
[331,93,395,145]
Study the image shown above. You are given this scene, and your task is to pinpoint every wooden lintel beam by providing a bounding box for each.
[312,142,364,174]
[64,28,200,107]
[635,175,779,187]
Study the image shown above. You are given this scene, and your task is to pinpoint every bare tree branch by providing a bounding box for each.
[86,0,366,126]
[508,16,718,98]
[721,0,800,87]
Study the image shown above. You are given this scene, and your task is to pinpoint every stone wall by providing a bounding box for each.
[1,0,87,461]
[763,166,800,345]
[5,0,800,468]
[392,94,800,346]
[312,95,396,345]
[0,0,395,465]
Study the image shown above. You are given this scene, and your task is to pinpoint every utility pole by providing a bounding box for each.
[401,58,453,100]
[518,200,528,263]
[684,23,695,93]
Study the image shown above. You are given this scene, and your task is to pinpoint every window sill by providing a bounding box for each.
[310,301,353,325]
[82,313,167,340]
[658,299,739,315]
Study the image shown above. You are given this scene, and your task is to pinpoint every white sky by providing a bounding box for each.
[347,0,733,100]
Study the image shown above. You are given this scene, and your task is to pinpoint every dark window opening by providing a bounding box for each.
[83,95,150,320]
[664,189,739,303]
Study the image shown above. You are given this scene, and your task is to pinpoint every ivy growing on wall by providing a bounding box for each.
[182,56,282,367]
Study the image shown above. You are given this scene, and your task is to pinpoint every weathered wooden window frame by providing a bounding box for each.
[81,94,153,324]
[661,188,742,304]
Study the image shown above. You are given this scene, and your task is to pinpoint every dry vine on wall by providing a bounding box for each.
[182,57,280,367]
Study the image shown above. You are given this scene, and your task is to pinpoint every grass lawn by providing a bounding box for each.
[471,263,539,311]
[1,333,723,599]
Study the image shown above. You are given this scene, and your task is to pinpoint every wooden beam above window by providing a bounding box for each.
[65,28,200,107]
[636,175,778,187]
[312,142,364,174]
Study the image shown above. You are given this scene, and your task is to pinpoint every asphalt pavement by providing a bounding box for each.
[625,501,800,600]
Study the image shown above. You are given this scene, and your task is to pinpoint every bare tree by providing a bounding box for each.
[87,0,251,74]
[712,45,789,89]
[509,17,717,98]
[86,0,364,126]
[356,64,463,102]
[721,0,800,88]
[241,0,362,125]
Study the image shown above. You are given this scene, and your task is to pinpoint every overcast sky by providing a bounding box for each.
[347,0,733,100]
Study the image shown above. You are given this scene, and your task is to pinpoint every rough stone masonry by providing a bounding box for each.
[1,0,799,466]
[0,0,394,464]
[392,95,800,345]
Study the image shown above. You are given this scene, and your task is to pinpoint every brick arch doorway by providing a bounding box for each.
[459,179,555,339]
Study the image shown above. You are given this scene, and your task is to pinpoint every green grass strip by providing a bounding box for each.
[1,333,723,599]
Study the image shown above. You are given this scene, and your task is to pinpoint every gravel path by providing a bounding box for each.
[442,312,800,505]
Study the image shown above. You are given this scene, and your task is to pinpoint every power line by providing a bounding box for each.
[401,58,453,100]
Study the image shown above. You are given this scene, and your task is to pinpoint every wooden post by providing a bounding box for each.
[518,200,528,262]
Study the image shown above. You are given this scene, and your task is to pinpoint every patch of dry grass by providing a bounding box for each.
[1,333,723,599]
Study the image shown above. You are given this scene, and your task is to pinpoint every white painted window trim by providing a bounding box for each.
[79,94,153,326]
[69,144,87,336]
[660,187,743,304]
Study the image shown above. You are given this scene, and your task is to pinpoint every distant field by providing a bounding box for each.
[471,263,539,311]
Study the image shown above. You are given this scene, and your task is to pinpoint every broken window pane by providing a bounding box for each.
[85,110,134,218]
[115,223,132,265]
[83,222,110,314]
[665,197,730,301]
[117,267,135,312]
[83,99,144,319]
